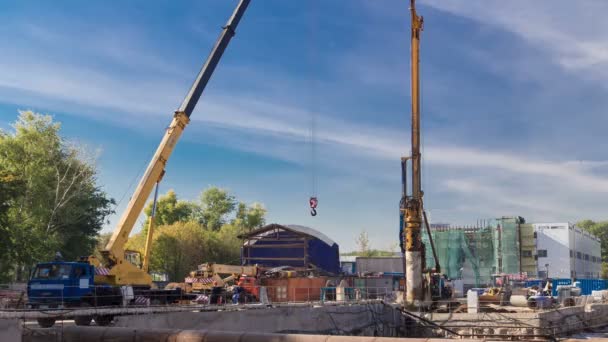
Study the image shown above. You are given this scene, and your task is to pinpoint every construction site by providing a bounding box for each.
[1,0,607,341]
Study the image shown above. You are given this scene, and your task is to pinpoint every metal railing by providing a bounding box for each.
[2,284,396,311]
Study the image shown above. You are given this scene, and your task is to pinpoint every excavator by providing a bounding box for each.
[26,0,251,328]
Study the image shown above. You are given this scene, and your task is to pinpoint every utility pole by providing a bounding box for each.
[403,0,425,306]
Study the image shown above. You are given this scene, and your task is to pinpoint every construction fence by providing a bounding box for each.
[0,283,396,311]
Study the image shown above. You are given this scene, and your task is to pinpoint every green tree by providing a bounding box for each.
[142,189,195,232]
[149,222,206,282]
[0,111,114,280]
[198,187,236,231]
[92,232,113,261]
[125,188,267,280]
[234,202,266,232]
[355,230,372,257]
[577,219,608,278]
[0,170,24,282]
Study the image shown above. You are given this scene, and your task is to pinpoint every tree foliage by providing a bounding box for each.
[0,111,114,281]
[126,187,267,281]
[198,187,236,231]
[343,230,396,257]
[577,219,608,278]
[142,189,195,234]
[234,202,266,232]
[355,230,371,256]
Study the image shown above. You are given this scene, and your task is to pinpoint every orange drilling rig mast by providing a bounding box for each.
[402,0,425,307]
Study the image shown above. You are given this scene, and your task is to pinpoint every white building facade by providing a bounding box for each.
[533,223,601,279]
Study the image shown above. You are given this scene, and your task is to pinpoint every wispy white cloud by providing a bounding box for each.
[2,1,608,235]
[424,1,608,83]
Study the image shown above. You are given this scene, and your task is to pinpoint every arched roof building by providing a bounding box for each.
[239,223,340,274]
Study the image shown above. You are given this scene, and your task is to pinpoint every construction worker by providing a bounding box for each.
[232,281,244,304]
[210,281,223,305]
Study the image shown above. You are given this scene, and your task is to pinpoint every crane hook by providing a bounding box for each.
[309,197,318,216]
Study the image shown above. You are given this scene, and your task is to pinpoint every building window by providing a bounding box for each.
[570,250,574,258]
[592,256,596,263]
[537,250,548,258]
[571,270,576,278]
[585,254,590,261]
[522,250,532,257]
[577,252,582,259]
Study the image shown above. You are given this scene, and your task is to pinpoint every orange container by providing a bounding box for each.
[263,277,327,302]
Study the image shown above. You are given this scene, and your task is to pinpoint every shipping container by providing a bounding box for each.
[549,278,608,296]
[551,278,572,296]
[262,277,327,302]
[576,279,608,295]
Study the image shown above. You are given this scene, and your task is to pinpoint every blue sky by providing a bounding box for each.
[1,1,607,252]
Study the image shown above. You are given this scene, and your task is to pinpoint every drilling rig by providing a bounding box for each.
[400,0,449,309]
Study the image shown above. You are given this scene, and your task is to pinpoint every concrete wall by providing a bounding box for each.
[22,326,481,342]
[425,303,608,338]
[113,303,404,337]
[0,319,21,342]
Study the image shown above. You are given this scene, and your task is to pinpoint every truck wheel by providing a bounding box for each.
[37,317,56,328]
[94,315,113,326]
[75,303,93,326]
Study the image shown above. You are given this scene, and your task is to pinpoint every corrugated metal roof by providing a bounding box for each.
[284,224,337,246]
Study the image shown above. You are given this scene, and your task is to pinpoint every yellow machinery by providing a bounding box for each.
[87,0,251,287]
[186,263,258,292]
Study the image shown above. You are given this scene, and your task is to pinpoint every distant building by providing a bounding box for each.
[355,257,404,275]
[421,217,603,287]
[339,255,357,275]
[533,223,602,279]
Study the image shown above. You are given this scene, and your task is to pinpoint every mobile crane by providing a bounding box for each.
[26,0,251,328]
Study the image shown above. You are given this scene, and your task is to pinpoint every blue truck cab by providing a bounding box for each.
[27,262,95,309]
[27,261,121,328]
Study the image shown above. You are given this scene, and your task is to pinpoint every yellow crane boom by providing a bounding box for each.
[94,0,251,286]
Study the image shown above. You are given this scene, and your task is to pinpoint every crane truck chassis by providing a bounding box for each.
[26,0,251,328]
[27,262,190,327]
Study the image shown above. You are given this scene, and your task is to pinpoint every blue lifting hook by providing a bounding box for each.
[309,197,318,216]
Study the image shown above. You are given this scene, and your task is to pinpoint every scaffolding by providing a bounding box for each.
[422,217,523,286]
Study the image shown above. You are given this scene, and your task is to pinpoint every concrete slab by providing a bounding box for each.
[113,303,397,336]
[22,326,482,342]
[0,319,21,342]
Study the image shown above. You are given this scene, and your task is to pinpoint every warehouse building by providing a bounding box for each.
[240,224,340,274]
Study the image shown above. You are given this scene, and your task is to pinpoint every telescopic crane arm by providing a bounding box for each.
[100,0,251,286]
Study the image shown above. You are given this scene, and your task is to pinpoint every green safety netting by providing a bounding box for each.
[422,217,521,286]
